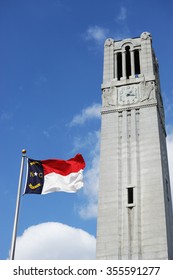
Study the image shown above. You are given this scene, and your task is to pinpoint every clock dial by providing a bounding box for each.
[118,85,138,105]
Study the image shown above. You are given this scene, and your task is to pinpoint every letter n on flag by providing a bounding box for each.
[24,154,86,194]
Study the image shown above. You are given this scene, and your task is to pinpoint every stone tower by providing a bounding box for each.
[96,32,173,259]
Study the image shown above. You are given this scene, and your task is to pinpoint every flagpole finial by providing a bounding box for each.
[22,149,26,154]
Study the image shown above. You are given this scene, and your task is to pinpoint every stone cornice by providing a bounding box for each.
[101,102,157,114]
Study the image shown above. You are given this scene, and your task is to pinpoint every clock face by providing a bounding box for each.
[118,85,138,105]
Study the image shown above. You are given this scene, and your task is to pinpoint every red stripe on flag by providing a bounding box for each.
[41,154,86,176]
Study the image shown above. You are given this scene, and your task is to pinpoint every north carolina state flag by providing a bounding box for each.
[24,154,86,194]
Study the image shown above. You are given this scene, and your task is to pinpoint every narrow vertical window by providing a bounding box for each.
[128,187,134,204]
[125,46,131,79]
[117,52,122,80]
[134,50,140,75]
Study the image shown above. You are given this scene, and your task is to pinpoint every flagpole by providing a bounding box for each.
[10,149,26,260]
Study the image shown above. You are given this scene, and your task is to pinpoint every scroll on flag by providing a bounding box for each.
[24,154,86,194]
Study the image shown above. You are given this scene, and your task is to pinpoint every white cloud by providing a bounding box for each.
[79,131,100,219]
[116,6,127,22]
[167,132,173,200]
[69,103,101,219]
[14,222,96,260]
[70,103,101,127]
[83,25,109,45]
[163,89,173,120]
[72,131,98,152]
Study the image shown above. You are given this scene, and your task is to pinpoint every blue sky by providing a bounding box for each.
[0,0,173,259]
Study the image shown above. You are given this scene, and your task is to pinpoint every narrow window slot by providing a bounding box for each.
[117,52,122,80]
[125,46,131,79]
[134,50,141,75]
[128,187,134,204]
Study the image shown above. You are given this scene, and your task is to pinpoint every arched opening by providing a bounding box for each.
[134,50,141,75]
[125,46,131,79]
[117,52,122,80]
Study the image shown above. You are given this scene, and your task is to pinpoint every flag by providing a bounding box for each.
[24,154,86,194]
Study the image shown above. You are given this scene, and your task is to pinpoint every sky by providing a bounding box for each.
[0,0,173,260]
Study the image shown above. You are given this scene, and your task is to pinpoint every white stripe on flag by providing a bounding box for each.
[41,169,84,194]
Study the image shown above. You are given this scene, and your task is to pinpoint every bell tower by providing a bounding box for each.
[96,32,173,259]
